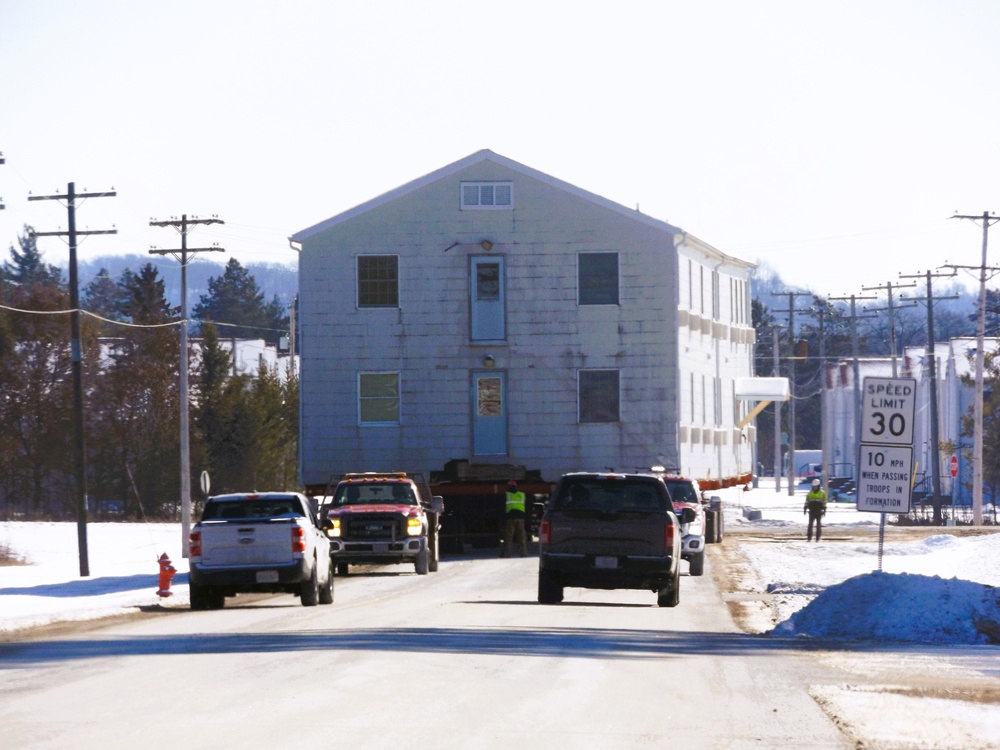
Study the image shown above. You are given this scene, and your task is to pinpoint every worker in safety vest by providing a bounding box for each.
[803,478,828,542]
[500,480,528,557]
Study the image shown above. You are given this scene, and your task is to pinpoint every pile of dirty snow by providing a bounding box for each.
[772,572,1000,644]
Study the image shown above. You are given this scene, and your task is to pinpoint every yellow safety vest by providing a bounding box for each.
[505,490,526,514]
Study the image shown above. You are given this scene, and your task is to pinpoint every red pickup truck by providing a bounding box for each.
[321,473,444,576]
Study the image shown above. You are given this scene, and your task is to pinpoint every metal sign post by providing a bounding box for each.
[856,377,917,571]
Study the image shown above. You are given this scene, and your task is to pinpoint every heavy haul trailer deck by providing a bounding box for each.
[430,479,554,553]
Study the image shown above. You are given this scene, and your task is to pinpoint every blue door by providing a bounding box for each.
[473,371,507,456]
[470,256,505,342]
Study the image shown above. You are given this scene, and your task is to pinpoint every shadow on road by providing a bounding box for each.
[4,625,973,667]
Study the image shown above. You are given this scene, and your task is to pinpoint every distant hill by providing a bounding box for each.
[75,254,298,313]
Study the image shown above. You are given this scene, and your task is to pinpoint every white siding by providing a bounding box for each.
[297,153,754,487]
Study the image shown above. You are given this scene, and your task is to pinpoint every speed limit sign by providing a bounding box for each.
[860,377,916,446]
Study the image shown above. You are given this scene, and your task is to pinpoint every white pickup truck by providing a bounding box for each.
[188,492,334,610]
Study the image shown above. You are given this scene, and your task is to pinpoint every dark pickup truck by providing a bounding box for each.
[537,472,693,607]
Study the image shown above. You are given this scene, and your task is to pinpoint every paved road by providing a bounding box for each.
[0,552,851,749]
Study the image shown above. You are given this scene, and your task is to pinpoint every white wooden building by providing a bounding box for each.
[291,150,756,490]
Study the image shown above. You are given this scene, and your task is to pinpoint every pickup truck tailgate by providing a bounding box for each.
[199,520,296,566]
[547,509,667,556]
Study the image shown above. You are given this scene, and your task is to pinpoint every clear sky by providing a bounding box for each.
[2,0,999,298]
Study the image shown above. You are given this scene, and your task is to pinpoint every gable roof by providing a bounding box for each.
[290,149,685,243]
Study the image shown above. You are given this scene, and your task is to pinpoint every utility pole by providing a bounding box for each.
[828,293,878,488]
[946,210,1000,526]
[150,214,225,556]
[899,268,959,524]
[772,291,813,495]
[800,298,831,498]
[773,327,782,493]
[29,182,117,577]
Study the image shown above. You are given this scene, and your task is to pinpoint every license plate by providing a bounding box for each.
[594,556,618,569]
[373,543,389,554]
[256,570,280,583]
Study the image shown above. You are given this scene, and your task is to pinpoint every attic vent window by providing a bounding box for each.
[461,182,513,210]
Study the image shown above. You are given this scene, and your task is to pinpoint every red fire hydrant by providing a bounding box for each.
[157,552,177,598]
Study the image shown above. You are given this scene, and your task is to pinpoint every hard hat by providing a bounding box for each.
[812,479,820,487]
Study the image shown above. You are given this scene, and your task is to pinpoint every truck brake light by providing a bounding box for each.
[664,523,675,551]
[291,526,306,553]
[189,531,201,557]
[539,520,550,545]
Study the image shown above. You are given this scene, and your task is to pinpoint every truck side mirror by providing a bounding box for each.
[681,507,697,524]
[430,496,445,514]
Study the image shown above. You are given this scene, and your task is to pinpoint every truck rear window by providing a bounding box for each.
[202,499,304,520]
[552,478,669,512]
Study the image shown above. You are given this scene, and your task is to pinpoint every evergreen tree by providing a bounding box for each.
[192,322,235,491]
[1,225,64,288]
[88,264,180,518]
[0,235,74,516]
[193,258,287,345]
[959,349,1000,517]
[82,267,126,337]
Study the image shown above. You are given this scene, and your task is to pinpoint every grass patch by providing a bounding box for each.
[0,541,26,566]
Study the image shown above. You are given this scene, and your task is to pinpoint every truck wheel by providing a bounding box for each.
[538,569,564,604]
[657,570,681,607]
[336,562,349,576]
[190,582,209,611]
[319,561,334,605]
[300,564,320,606]
[208,588,225,610]
[415,547,429,575]
[688,551,705,577]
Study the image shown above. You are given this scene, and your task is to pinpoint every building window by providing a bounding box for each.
[578,252,619,305]
[359,372,399,424]
[461,182,513,210]
[579,369,620,423]
[358,255,398,308]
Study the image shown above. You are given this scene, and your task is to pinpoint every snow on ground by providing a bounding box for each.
[0,521,189,633]
[2,482,999,749]
[713,478,1000,645]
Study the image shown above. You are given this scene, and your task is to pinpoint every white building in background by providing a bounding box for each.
[823,337,998,506]
[205,337,298,381]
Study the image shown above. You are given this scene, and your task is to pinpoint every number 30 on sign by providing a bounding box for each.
[860,377,916,446]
